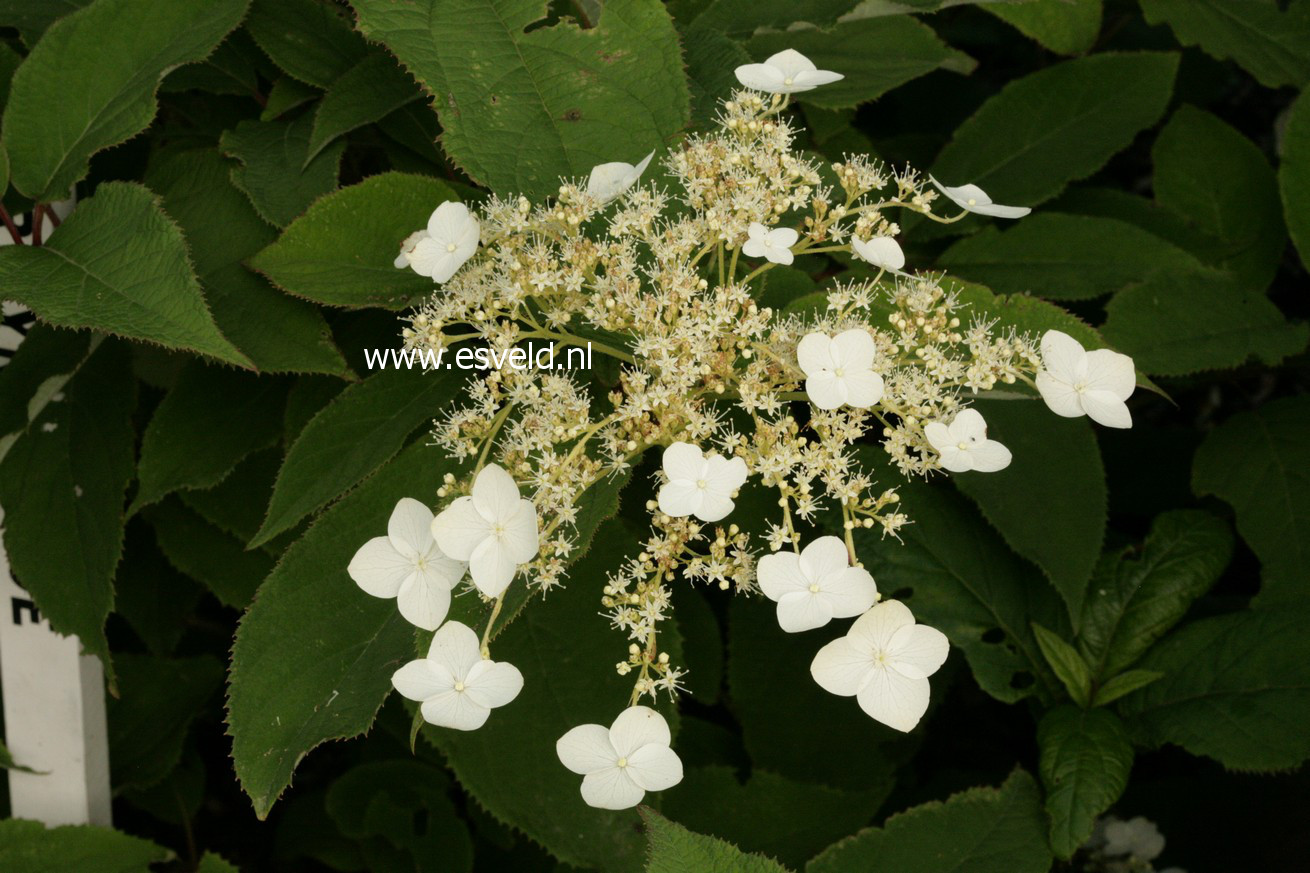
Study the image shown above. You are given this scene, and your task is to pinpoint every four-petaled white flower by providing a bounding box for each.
[735,49,843,95]
[431,464,540,598]
[924,409,1012,473]
[929,175,1031,219]
[392,621,523,731]
[586,150,655,202]
[1036,330,1136,429]
[657,442,749,523]
[851,236,905,273]
[398,201,480,283]
[810,600,949,732]
[556,706,683,810]
[1101,817,1166,862]
[742,222,799,265]
[758,536,879,633]
[348,498,465,630]
[797,329,884,411]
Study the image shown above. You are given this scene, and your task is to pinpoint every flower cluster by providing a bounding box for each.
[351,50,1139,809]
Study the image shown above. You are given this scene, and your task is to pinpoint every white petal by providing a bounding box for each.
[777,591,834,632]
[396,571,452,631]
[766,245,795,266]
[847,600,916,652]
[805,371,846,410]
[936,444,971,472]
[968,439,1012,473]
[624,744,683,792]
[1081,390,1133,429]
[852,236,904,271]
[587,162,634,200]
[796,332,835,376]
[632,150,655,179]
[1036,371,1085,418]
[557,724,617,775]
[468,537,518,598]
[347,537,411,599]
[734,62,787,93]
[766,49,818,78]
[421,690,490,731]
[791,69,844,90]
[831,329,876,372]
[841,370,884,408]
[1040,330,1087,385]
[770,227,799,248]
[692,490,734,523]
[822,568,879,619]
[742,237,767,259]
[971,202,1031,219]
[923,421,953,455]
[453,214,481,260]
[887,622,950,679]
[431,497,493,561]
[662,441,706,484]
[406,236,454,279]
[463,659,523,709]
[811,636,873,697]
[757,551,805,601]
[799,536,849,584]
[609,706,671,758]
[391,659,454,702]
[427,620,482,679]
[657,480,702,518]
[387,497,435,560]
[949,409,988,442]
[472,464,522,524]
[856,666,931,732]
[500,500,540,563]
[707,454,748,492]
[1084,349,1136,401]
[580,766,645,810]
[427,201,473,240]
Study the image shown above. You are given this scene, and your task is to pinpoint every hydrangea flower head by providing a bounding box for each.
[431,464,540,597]
[929,175,1031,219]
[743,221,799,265]
[400,201,480,282]
[657,442,748,523]
[348,498,465,630]
[735,49,843,94]
[1036,330,1136,428]
[556,706,683,809]
[924,409,1012,473]
[392,621,523,730]
[797,329,885,410]
[758,536,878,632]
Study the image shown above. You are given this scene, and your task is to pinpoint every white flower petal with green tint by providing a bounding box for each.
[348,498,465,630]
[657,442,748,523]
[797,329,884,410]
[391,621,522,732]
[735,49,843,95]
[924,408,1012,474]
[431,464,540,597]
[1035,330,1136,428]
[929,175,1031,219]
[758,536,878,633]
[555,706,682,810]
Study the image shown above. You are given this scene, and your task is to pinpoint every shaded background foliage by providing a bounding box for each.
[0,0,1308,871]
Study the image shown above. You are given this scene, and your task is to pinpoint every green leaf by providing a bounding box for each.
[261,76,321,121]
[1037,705,1132,859]
[986,0,1102,56]
[180,449,284,548]
[682,25,751,131]
[931,52,1177,208]
[1152,105,1286,292]
[131,363,288,514]
[1192,396,1310,606]
[679,0,856,36]
[147,498,275,608]
[1118,606,1310,771]
[0,341,135,673]
[642,808,793,873]
[144,147,350,376]
[249,172,458,309]
[0,0,93,47]
[251,369,464,547]
[107,654,224,790]
[0,324,93,456]
[1282,89,1310,270]
[746,17,973,111]
[807,770,1051,873]
[0,820,171,872]
[1091,669,1163,708]
[852,460,1069,704]
[937,213,1207,301]
[1032,624,1092,706]
[0,739,41,773]
[0,0,248,202]
[308,51,423,164]
[0,182,251,367]
[197,853,240,873]
[220,115,345,228]
[427,518,675,872]
[114,522,204,656]
[162,30,264,97]
[352,0,691,200]
[1139,0,1310,89]
[663,767,888,869]
[1078,510,1233,682]
[1102,271,1307,376]
[245,0,370,88]
[952,398,1106,621]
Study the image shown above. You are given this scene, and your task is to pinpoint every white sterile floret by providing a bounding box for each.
[757,536,879,633]
[657,441,749,523]
[348,497,465,630]
[797,329,884,410]
[924,408,1012,473]
[1035,330,1136,429]
[403,201,480,282]
[929,175,1031,219]
[586,150,655,202]
[742,221,799,265]
[811,600,949,732]
[392,621,523,731]
[734,48,843,95]
[850,236,905,273]
[394,230,428,269]
[430,464,540,598]
[1102,816,1166,862]
[556,706,683,809]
